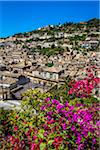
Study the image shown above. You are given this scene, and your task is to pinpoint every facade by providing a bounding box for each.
[32,66,64,80]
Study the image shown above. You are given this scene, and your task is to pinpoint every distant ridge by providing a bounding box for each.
[87,18,100,26]
[0,18,100,39]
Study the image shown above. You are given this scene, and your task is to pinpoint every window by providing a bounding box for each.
[50,73,52,78]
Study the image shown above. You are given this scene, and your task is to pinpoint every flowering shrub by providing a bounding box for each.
[68,66,100,98]
[21,89,51,112]
[0,66,99,150]
[0,97,99,150]
[39,98,99,149]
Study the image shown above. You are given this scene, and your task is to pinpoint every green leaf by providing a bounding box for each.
[39,129,45,134]
[72,135,75,140]
[40,143,46,150]
[69,140,74,145]
[48,140,54,145]
[88,132,91,137]
[82,137,86,142]
[38,133,44,139]
[63,130,66,134]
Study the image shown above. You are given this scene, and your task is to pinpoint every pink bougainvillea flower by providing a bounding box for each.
[65,101,69,107]
[68,67,100,98]
[3,121,7,125]
[69,106,74,111]
[47,115,51,120]
[31,143,37,150]
[40,105,46,110]
[76,136,82,144]
[78,144,84,150]
[47,111,53,116]
[96,120,100,127]
[48,119,55,124]
[52,99,60,105]
[56,103,64,110]
[71,126,75,131]
[61,123,67,130]
[73,114,78,122]
[25,131,30,136]
[14,126,18,131]
[60,109,67,115]
[47,103,51,107]
[93,138,96,144]
[45,97,51,102]
[16,115,19,119]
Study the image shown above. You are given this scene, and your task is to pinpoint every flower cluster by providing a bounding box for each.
[0,97,99,150]
[39,98,99,149]
[0,66,99,150]
[68,66,100,98]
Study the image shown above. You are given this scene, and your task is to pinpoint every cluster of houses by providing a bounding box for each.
[82,34,99,49]
[0,20,99,100]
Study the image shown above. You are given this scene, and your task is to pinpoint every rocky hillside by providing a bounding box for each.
[0,18,100,57]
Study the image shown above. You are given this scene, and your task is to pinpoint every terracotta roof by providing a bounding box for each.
[40,66,63,73]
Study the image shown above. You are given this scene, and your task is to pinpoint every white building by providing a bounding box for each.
[32,66,64,81]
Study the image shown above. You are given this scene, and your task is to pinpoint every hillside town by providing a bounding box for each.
[0,18,100,100]
[1,0,100,149]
